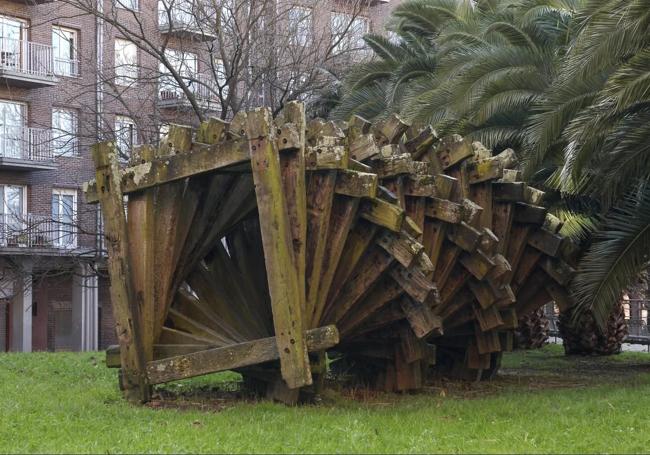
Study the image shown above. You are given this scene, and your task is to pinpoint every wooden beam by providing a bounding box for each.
[305,171,337,325]
[360,197,405,231]
[312,197,360,327]
[92,141,149,403]
[246,108,311,389]
[147,326,339,385]
[84,139,250,203]
[335,169,378,198]
[277,102,308,327]
[127,145,156,361]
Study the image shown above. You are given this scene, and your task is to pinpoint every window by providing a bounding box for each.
[330,13,369,55]
[0,16,27,72]
[159,49,199,99]
[52,109,77,156]
[219,0,234,30]
[52,188,77,248]
[159,0,194,28]
[0,100,25,159]
[115,115,137,159]
[0,184,25,247]
[114,39,138,86]
[116,0,139,11]
[52,27,79,76]
[288,6,312,47]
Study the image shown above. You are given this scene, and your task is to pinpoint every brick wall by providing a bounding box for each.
[0,0,394,352]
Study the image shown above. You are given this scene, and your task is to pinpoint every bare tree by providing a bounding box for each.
[54,0,375,124]
[0,0,382,350]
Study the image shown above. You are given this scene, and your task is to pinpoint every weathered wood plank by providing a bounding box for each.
[360,197,405,231]
[312,196,360,327]
[400,296,443,338]
[338,277,403,337]
[147,326,339,385]
[335,169,378,198]
[528,228,564,257]
[246,108,311,389]
[277,102,308,327]
[305,171,337,324]
[152,126,195,344]
[84,139,250,203]
[376,230,424,269]
[324,244,394,324]
[436,135,473,169]
[92,141,149,403]
[425,197,463,223]
[127,145,156,361]
[389,266,436,303]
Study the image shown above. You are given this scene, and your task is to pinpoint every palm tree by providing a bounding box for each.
[528,0,650,326]
[333,0,650,330]
[332,0,579,152]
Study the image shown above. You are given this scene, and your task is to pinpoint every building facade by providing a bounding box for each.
[0,0,398,353]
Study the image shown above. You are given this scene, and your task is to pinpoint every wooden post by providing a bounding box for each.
[246,107,312,389]
[277,102,308,325]
[92,141,150,403]
[127,145,156,362]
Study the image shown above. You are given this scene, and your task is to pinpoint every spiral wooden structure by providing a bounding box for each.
[85,103,580,403]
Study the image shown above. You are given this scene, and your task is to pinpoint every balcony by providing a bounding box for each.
[157,74,220,111]
[0,127,57,171]
[53,57,80,78]
[0,39,58,87]
[158,8,217,41]
[0,213,77,251]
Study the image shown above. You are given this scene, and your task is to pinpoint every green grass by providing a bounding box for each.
[2,345,650,453]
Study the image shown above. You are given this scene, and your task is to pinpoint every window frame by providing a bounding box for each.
[51,187,78,249]
[114,115,137,160]
[51,108,78,157]
[52,26,79,77]
[0,184,26,247]
[287,6,312,47]
[330,12,369,56]
[114,38,138,86]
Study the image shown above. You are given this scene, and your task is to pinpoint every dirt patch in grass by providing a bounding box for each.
[149,381,252,412]
[141,346,650,412]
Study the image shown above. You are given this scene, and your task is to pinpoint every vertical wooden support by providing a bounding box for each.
[153,125,193,342]
[92,141,150,403]
[305,171,337,322]
[312,196,360,327]
[277,102,308,325]
[246,108,312,390]
[127,145,156,361]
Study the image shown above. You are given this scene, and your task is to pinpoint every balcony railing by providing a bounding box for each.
[54,57,80,77]
[0,127,54,162]
[0,213,77,249]
[158,5,217,39]
[0,38,57,84]
[158,74,219,108]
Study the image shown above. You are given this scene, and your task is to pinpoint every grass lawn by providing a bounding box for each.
[2,344,650,453]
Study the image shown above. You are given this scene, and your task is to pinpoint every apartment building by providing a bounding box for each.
[0,0,398,353]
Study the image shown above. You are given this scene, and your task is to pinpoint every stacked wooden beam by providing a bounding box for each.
[88,104,581,403]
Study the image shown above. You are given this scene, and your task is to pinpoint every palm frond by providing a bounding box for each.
[571,184,650,327]
[363,34,408,62]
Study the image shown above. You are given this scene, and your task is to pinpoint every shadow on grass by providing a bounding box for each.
[146,344,650,412]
